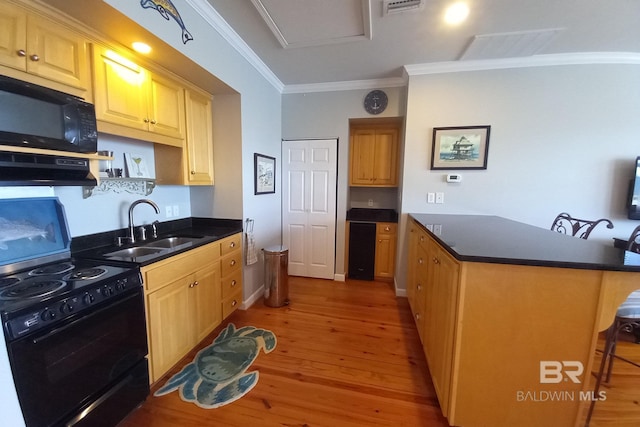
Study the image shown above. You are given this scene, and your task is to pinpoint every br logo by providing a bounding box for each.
[540,361,584,384]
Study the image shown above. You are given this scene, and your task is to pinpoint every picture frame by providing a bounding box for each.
[254,153,276,195]
[431,125,491,170]
[124,153,151,178]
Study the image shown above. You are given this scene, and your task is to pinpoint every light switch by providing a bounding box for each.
[427,193,435,203]
[165,206,173,218]
[435,192,444,204]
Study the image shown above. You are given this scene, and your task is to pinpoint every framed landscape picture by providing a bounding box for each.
[254,153,276,195]
[431,125,491,170]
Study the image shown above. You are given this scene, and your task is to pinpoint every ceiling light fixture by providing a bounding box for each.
[444,2,470,25]
[132,42,152,54]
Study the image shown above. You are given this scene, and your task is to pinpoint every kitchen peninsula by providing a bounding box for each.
[407,214,640,427]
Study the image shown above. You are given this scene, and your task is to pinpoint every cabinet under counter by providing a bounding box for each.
[407,214,640,427]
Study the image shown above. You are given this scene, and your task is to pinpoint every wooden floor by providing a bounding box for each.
[120,276,640,427]
[586,332,640,427]
[121,277,448,427]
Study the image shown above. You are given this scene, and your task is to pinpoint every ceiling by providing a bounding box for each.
[206,0,640,87]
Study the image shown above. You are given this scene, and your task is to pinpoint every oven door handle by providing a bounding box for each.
[31,290,141,345]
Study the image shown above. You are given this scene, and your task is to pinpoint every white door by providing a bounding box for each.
[282,139,337,279]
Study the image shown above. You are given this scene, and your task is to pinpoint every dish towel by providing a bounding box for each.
[245,219,258,265]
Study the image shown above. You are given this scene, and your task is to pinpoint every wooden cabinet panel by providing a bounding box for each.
[0,3,89,92]
[219,233,243,319]
[349,126,399,187]
[374,222,396,279]
[92,44,185,145]
[184,88,214,185]
[143,241,221,382]
[146,274,194,382]
[193,264,221,343]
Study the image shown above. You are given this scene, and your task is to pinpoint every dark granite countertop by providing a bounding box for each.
[410,213,640,272]
[347,208,398,223]
[72,217,243,267]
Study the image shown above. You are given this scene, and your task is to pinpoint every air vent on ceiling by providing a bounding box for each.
[383,0,425,15]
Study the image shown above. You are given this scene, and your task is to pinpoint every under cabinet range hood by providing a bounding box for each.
[0,151,96,186]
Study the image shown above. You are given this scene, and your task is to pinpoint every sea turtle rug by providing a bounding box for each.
[154,323,277,409]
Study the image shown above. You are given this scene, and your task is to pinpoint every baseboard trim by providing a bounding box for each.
[334,273,346,282]
[242,284,265,310]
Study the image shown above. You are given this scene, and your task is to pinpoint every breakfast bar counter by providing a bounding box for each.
[407,214,640,427]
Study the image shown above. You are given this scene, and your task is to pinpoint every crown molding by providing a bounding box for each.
[404,52,640,76]
[283,77,407,94]
[185,0,284,93]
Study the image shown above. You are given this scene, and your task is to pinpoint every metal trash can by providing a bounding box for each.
[263,245,289,307]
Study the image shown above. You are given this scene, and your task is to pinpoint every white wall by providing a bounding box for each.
[282,87,407,275]
[397,63,640,291]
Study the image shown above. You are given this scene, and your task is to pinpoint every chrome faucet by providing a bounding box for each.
[128,199,160,244]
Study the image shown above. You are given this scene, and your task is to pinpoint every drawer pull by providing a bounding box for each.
[231,300,238,307]
[433,257,440,264]
[230,259,236,266]
[415,313,421,320]
[384,226,390,232]
[231,280,237,287]
[418,258,424,264]
[417,284,422,291]
[420,236,425,242]
[230,242,236,248]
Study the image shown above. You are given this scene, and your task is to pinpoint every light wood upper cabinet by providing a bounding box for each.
[92,45,185,146]
[0,2,89,93]
[349,126,399,187]
[184,88,214,185]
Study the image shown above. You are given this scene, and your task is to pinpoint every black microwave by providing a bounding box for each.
[0,75,97,153]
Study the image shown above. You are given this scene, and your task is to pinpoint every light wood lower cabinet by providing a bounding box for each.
[408,221,458,417]
[407,218,640,427]
[142,241,221,383]
[219,233,243,318]
[374,222,396,279]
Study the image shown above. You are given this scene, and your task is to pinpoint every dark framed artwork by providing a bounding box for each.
[431,125,491,170]
[254,153,276,194]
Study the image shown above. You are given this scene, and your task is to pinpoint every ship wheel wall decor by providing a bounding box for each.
[431,125,491,170]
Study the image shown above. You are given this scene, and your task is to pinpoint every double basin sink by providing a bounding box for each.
[104,236,208,261]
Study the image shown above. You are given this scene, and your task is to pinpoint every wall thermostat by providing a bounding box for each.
[446,174,462,183]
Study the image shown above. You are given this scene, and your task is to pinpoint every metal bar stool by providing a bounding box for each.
[550,212,614,239]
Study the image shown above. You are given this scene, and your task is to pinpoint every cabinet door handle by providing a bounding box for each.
[417,284,422,291]
[191,170,196,175]
[230,242,236,248]
[418,257,424,264]
[150,119,157,124]
[231,300,238,307]
[188,282,195,288]
[193,281,199,287]
[143,118,149,123]
[230,259,236,266]
[231,280,237,287]
[29,54,39,62]
[378,239,382,243]
[16,49,26,57]
[384,226,390,231]
[415,313,421,321]
[433,257,440,264]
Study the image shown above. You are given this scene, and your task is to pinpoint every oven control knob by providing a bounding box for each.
[60,302,74,314]
[115,279,126,291]
[83,293,95,305]
[41,309,56,321]
[101,286,114,297]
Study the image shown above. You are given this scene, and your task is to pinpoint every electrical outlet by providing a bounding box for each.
[427,192,435,203]
[368,199,374,207]
[165,206,173,218]
[435,192,444,204]
[172,205,180,217]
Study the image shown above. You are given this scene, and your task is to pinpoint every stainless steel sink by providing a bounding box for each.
[143,236,201,249]
[105,246,166,258]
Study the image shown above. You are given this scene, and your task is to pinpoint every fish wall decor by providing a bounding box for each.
[141,0,193,44]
